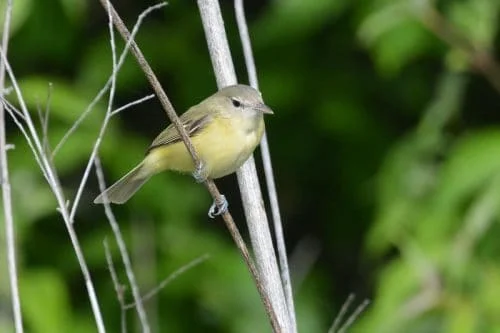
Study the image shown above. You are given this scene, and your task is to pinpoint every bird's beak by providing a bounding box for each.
[255,103,274,115]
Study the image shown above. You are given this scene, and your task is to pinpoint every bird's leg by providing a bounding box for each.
[208,195,228,218]
[192,161,208,183]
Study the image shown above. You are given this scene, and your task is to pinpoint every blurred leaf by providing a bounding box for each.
[434,129,500,210]
[20,269,71,333]
[314,90,378,142]
[369,20,432,75]
[255,0,350,44]
[358,1,435,75]
[18,76,105,125]
[368,73,465,254]
[59,0,87,23]
[479,265,500,321]
[0,0,33,34]
[353,259,421,332]
[358,2,412,46]
[444,297,476,333]
[446,173,500,283]
[11,170,55,227]
[446,0,500,49]
[445,48,471,72]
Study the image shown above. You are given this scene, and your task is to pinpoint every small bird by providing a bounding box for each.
[94,84,273,215]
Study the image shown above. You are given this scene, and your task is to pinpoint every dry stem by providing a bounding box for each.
[328,294,370,333]
[234,1,296,331]
[95,156,150,332]
[97,1,280,331]
[104,239,128,333]
[0,0,23,331]
[197,0,290,331]
[124,254,210,310]
[0,52,106,333]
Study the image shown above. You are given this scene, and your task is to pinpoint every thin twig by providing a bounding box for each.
[288,236,321,290]
[0,96,24,120]
[0,0,23,331]
[38,83,53,154]
[130,218,159,332]
[234,1,296,331]
[337,299,370,333]
[111,94,155,116]
[204,181,280,332]
[97,0,201,167]
[104,239,128,333]
[1,100,48,180]
[329,294,355,333]
[125,254,210,309]
[95,156,150,332]
[0,48,106,333]
[51,3,167,158]
[197,0,289,331]
[69,2,166,223]
[97,1,281,331]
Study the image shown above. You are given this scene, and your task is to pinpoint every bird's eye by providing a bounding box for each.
[231,98,242,108]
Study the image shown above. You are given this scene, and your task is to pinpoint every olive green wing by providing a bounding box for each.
[146,108,212,153]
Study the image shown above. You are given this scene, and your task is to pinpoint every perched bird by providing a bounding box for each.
[94,84,273,215]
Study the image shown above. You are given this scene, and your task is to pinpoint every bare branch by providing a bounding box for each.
[197,0,290,331]
[124,254,210,310]
[69,3,166,223]
[329,294,355,333]
[111,94,155,116]
[35,82,53,155]
[0,36,106,333]
[234,1,296,331]
[1,96,24,120]
[104,239,128,333]
[0,0,23,331]
[338,299,370,333]
[95,156,150,332]
[288,236,321,290]
[1,100,49,181]
[52,3,167,158]
[97,1,280,331]
[328,294,370,333]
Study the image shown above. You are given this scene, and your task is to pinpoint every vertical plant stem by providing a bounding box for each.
[104,239,128,333]
[234,1,297,331]
[0,45,107,333]
[95,157,150,332]
[97,1,281,331]
[0,1,23,331]
[197,0,291,331]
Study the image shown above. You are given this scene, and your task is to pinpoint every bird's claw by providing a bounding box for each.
[208,195,228,218]
[193,162,208,183]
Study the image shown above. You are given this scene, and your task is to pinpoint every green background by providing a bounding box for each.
[2,0,500,332]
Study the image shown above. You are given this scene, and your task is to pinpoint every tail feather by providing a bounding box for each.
[94,163,150,204]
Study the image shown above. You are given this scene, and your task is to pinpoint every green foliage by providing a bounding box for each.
[20,270,71,333]
[358,1,436,76]
[2,0,500,332]
[355,0,500,331]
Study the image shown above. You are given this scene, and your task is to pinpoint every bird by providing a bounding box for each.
[94,84,273,216]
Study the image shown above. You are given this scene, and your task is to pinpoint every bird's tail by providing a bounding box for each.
[94,162,150,204]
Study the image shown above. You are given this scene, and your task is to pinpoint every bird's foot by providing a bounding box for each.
[192,161,208,183]
[208,195,228,218]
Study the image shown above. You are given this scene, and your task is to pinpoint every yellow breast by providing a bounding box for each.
[144,115,265,179]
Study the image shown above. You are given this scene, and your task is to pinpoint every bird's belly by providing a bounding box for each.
[145,118,263,179]
[194,128,259,179]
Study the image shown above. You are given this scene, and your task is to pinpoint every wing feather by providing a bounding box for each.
[146,111,212,154]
